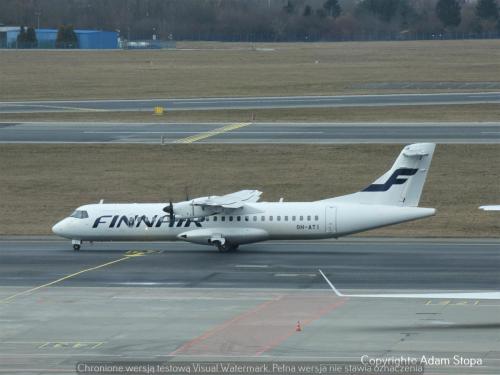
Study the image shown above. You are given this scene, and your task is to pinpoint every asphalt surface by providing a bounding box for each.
[1,239,499,374]
[1,92,500,113]
[3,121,500,144]
[0,239,498,290]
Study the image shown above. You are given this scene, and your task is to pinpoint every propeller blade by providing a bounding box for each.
[162,200,175,222]
[168,201,174,222]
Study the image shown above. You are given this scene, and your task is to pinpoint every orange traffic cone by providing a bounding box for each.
[296,321,302,332]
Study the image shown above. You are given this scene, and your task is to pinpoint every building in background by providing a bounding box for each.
[0,27,118,49]
[0,26,21,48]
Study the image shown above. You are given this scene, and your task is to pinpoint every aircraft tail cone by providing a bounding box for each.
[295,321,302,332]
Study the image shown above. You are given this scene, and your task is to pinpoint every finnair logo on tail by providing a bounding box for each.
[363,168,418,192]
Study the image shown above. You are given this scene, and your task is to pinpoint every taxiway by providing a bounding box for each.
[2,122,500,144]
[0,239,498,374]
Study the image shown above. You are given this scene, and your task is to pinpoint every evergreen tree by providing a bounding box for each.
[436,0,462,28]
[476,0,499,21]
[16,26,27,47]
[56,25,78,48]
[303,5,312,17]
[283,1,295,14]
[66,25,78,48]
[323,0,341,18]
[357,0,400,23]
[56,25,66,48]
[26,27,37,48]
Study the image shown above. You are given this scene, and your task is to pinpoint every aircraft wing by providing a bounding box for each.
[319,270,500,300]
[479,205,500,211]
[194,190,262,209]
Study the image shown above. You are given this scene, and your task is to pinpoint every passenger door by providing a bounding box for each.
[325,206,336,234]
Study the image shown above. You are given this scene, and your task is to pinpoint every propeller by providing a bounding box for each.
[163,200,175,222]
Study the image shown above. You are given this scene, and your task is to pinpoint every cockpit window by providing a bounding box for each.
[70,210,88,219]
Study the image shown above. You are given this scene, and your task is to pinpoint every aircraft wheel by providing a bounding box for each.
[217,244,229,253]
[217,243,238,253]
[73,244,81,251]
[228,244,239,252]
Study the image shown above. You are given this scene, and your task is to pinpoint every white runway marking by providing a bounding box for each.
[83,131,324,135]
[274,273,317,277]
[111,296,271,301]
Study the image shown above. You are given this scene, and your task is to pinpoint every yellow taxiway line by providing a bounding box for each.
[0,251,148,304]
[174,122,252,144]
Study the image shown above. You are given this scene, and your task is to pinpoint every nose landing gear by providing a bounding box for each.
[72,240,82,251]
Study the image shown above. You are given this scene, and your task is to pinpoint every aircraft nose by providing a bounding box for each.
[52,220,66,236]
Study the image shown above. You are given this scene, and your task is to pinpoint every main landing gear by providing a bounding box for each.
[213,241,239,253]
[72,239,82,251]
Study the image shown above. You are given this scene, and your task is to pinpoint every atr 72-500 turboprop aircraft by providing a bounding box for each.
[52,143,436,252]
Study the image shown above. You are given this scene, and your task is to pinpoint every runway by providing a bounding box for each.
[3,121,500,144]
[1,92,500,113]
[1,239,499,374]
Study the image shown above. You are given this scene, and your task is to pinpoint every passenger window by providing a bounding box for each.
[221,216,226,222]
[269,216,273,221]
[213,216,217,222]
[245,216,249,222]
[285,216,288,221]
[315,215,319,221]
[300,215,303,221]
[205,217,209,222]
[261,216,265,221]
[237,216,241,222]
[307,215,311,221]
[292,216,296,221]
[277,216,281,221]
[253,216,257,221]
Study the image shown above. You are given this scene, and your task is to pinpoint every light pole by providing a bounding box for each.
[35,10,41,29]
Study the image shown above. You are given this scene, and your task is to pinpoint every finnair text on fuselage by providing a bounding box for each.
[92,215,203,229]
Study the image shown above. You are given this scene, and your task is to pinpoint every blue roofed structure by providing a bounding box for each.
[74,29,118,49]
[1,27,118,49]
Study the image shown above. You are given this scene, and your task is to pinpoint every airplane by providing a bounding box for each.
[52,142,436,252]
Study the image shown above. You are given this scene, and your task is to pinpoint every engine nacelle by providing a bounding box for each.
[177,228,269,245]
[172,200,218,219]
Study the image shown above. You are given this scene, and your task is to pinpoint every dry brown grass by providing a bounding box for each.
[1,40,500,101]
[1,144,500,237]
[3,104,500,123]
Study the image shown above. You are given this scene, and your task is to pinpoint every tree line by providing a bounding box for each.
[2,0,500,42]
[13,25,78,48]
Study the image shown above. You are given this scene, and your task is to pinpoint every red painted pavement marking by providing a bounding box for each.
[169,296,283,356]
[254,298,348,356]
[170,294,348,357]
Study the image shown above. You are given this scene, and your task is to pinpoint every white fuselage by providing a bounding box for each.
[52,143,437,250]
[52,201,435,245]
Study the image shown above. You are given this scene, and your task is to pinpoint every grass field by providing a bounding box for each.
[2,144,500,237]
[1,40,500,101]
[3,104,500,123]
